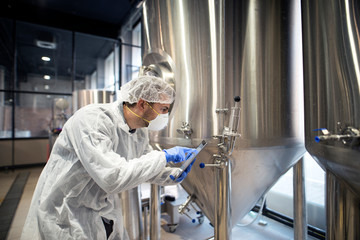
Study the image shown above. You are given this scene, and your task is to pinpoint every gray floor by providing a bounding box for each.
[158,184,317,240]
[1,167,316,240]
[1,167,42,240]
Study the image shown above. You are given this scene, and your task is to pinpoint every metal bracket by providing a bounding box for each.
[215,108,229,114]
[177,122,193,139]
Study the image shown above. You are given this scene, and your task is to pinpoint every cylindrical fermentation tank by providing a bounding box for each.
[302,0,360,239]
[143,0,305,230]
[72,90,143,240]
[72,89,115,112]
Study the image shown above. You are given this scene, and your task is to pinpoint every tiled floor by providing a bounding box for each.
[2,167,43,240]
[1,166,317,240]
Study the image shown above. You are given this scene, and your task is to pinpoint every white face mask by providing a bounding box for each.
[147,113,169,131]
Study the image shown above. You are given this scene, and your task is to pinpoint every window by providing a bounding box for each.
[120,22,142,86]
[266,152,326,230]
[0,18,14,138]
[0,19,119,139]
[14,93,71,138]
[15,22,73,94]
[74,33,118,91]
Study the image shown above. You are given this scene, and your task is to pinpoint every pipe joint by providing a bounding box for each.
[314,124,360,146]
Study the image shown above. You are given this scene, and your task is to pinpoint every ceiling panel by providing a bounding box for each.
[0,0,141,38]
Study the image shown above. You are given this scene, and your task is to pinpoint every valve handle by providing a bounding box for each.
[199,162,223,168]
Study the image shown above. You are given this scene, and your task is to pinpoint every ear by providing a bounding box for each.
[137,99,147,111]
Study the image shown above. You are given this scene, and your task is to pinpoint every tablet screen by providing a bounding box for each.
[174,140,207,180]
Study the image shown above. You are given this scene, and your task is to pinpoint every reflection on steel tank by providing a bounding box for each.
[142,0,305,236]
[48,97,70,153]
[302,0,360,239]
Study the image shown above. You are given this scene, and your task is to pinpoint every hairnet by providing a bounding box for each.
[118,76,175,104]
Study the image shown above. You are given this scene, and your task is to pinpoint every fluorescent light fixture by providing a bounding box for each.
[42,56,51,62]
[44,75,51,80]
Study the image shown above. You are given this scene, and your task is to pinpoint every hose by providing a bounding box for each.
[236,193,267,227]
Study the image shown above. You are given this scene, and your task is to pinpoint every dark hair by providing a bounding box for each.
[123,102,137,108]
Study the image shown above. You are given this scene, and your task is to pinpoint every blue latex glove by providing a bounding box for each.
[170,159,195,182]
[163,146,197,163]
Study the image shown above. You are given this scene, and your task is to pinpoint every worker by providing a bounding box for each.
[21,76,197,240]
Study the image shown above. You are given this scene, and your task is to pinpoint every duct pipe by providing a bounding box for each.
[293,157,307,240]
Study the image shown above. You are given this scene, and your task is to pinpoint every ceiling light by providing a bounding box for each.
[36,40,57,49]
[35,31,57,49]
[42,56,51,62]
[44,85,50,90]
[44,75,51,80]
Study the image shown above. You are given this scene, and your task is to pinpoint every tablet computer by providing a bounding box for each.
[173,140,207,181]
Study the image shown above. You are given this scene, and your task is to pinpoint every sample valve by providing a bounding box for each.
[199,154,228,169]
[200,96,242,168]
[314,123,360,147]
[221,96,241,155]
[178,195,204,224]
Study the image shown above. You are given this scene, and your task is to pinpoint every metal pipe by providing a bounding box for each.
[293,157,307,240]
[326,171,360,240]
[149,184,161,240]
[143,202,149,240]
[179,195,195,215]
[120,187,144,240]
[228,96,241,134]
[214,158,231,240]
[315,135,360,143]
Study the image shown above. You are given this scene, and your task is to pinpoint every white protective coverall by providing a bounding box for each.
[21,100,181,240]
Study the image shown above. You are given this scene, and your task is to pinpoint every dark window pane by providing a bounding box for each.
[15,22,73,93]
[74,33,118,91]
[0,18,14,91]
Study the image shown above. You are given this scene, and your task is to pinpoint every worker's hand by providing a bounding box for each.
[169,160,195,182]
[163,146,197,163]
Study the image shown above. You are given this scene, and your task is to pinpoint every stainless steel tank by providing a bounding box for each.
[302,0,360,239]
[143,0,305,232]
[72,89,114,112]
[72,89,143,240]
